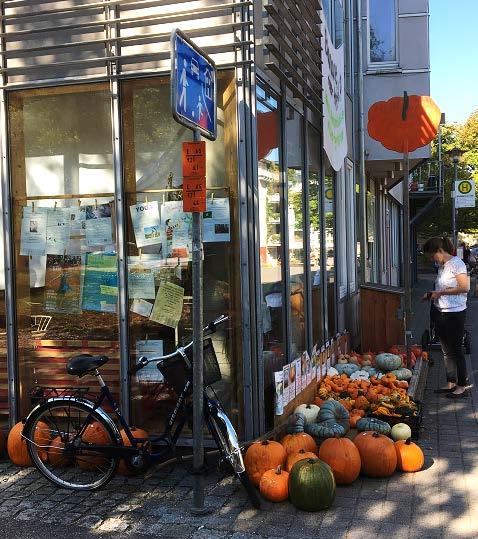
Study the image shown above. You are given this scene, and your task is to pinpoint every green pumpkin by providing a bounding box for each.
[289,458,336,511]
[356,417,391,436]
[375,353,402,372]
[305,421,346,439]
[317,400,350,431]
[287,412,306,434]
[390,368,413,381]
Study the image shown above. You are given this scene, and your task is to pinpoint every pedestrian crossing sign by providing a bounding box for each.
[171,29,217,140]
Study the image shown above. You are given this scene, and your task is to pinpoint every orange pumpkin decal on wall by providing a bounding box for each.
[367,95,441,153]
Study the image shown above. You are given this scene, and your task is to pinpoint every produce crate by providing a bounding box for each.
[370,401,422,440]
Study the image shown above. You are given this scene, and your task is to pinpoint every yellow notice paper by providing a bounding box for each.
[149,281,184,328]
[100,285,118,296]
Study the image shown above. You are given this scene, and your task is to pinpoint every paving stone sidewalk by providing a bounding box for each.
[0,275,476,539]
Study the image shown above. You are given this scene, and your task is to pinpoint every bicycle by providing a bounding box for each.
[22,314,261,508]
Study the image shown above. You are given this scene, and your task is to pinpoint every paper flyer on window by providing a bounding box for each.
[161,201,192,259]
[44,254,83,314]
[129,201,162,248]
[128,270,156,299]
[282,363,291,405]
[203,198,230,243]
[274,371,284,416]
[301,351,310,388]
[294,357,302,395]
[81,252,118,313]
[288,361,296,401]
[45,207,71,255]
[20,208,47,256]
[130,298,153,318]
[136,340,164,382]
[85,204,113,247]
[29,255,47,288]
[149,281,184,328]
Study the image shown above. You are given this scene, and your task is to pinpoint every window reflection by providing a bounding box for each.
[325,167,336,337]
[369,0,397,63]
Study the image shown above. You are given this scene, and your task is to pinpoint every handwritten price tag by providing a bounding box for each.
[182,141,206,212]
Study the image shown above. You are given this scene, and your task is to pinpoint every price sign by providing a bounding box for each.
[182,141,206,212]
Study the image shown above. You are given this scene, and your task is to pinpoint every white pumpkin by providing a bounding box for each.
[391,423,412,441]
[349,370,370,381]
[294,403,320,425]
[327,366,339,377]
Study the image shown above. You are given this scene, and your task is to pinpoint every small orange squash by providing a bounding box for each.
[259,465,289,502]
[244,440,287,487]
[395,439,424,472]
[286,449,317,472]
[280,432,318,457]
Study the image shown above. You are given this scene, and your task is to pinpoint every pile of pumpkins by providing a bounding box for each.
[244,402,424,511]
[3,420,149,475]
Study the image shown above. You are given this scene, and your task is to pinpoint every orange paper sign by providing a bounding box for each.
[182,141,206,212]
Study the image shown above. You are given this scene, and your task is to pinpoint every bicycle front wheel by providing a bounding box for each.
[25,400,120,491]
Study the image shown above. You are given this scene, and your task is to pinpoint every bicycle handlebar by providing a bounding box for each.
[129,314,229,375]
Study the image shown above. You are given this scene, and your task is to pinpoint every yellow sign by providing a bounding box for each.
[458,180,472,194]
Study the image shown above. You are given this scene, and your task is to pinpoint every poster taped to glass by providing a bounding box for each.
[129,201,162,248]
[20,207,47,256]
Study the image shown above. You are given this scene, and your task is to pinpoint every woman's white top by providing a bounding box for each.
[434,256,468,312]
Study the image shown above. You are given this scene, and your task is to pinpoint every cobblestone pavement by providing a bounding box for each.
[0,275,477,539]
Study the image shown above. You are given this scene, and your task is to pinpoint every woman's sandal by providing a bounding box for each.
[445,390,469,399]
[433,387,455,394]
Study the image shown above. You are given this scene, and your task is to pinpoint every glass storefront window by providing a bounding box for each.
[8,85,118,418]
[121,72,242,435]
[308,126,324,347]
[286,109,306,358]
[0,195,7,424]
[325,165,336,337]
[257,85,285,431]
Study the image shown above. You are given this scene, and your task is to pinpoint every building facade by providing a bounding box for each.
[0,0,429,440]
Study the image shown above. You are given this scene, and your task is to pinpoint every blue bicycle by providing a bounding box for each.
[22,315,260,508]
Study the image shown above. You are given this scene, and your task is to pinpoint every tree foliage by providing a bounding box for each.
[418,109,478,238]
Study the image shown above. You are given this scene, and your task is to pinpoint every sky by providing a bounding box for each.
[430,0,478,125]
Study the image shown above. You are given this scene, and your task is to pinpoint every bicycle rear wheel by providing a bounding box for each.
[25,399,120,490]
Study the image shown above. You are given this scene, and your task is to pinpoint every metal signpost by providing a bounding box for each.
[171,29,217,514]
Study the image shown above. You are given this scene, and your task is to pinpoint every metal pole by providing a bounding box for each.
[402,149,412,368]
[191,128,206,515]
[452,159,457,247]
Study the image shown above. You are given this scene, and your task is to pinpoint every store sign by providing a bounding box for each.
[455,179,476,208]
[171,29,217,140]
[182,141,206,212]
[321,12,347,171]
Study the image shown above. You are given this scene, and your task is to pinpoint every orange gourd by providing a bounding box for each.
[259,465,289,502]
[349,409,365,428]
[244,440,287,487]
[280,432,318,457]
[354,396,370,411]
[48,436,69,468]
[395,439,424,472]
[319,437,361,485]
[118,427,150,475]
[285,449,318,472]
[77,421,111,471]
[368,95,441,152]
[8,420,51,467]
[354,431,397,478]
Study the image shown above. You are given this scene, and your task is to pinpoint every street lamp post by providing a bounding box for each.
[449,147,464,247]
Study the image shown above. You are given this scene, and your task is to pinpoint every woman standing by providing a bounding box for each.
[423,237,470,398]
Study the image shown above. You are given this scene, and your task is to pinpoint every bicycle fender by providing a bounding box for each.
[22,396,122,445]
[207,402,245,472]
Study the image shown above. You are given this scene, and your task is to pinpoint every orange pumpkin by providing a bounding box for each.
[48,436,69,468]
[285,449,318,472]
[411,345,422,358]
[118,427,150,475]
[354,396,370,411]
[349,409,365,428]
[354,431,397,478]
[395,439,424,473]
[78,421,111,471]
[259,465,289,502]
[368,95,441,152]
[244,440,287,486]
[319,437,361,485]
[280,432,318,457]
[8,420,51,467]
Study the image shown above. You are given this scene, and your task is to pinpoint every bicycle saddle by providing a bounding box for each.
[67,354,109,377]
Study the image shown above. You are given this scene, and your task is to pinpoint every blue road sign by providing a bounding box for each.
[171,29,217,140]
